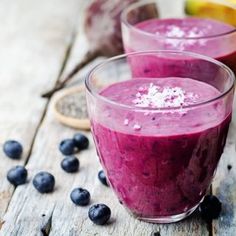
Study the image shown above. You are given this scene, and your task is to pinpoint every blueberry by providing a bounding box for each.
[98,170,108,186]
[73,133,89,150]
[70,187,90,206]
[88,204,111,225]
[33,171,55,193]
[61,156,79,173]
[199,195,222,221]
[3,140,23,159]
[7,166,27,186]
[59,139,77,155]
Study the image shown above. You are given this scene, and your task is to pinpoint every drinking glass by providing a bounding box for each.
[121,0,236,74]
[85,50,235,223]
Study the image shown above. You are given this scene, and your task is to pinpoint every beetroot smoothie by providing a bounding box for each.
[122,18,236,75]
[91,77,232,219]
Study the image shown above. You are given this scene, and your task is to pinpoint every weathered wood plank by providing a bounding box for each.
[0,0,81,223]
[212,97,236,236]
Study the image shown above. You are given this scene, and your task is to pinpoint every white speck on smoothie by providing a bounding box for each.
[138,86,145,92]
[166,25,204,38]
[132,83,199,109]
[166,25,185,37]
[124,118,129,126]
[133,124,142,131]
[164,25,206,49]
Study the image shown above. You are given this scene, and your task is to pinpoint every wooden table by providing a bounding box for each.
[0,0,235,235]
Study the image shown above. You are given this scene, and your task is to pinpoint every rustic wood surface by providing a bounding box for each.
[0,0,81,220]
[0,0,235,235]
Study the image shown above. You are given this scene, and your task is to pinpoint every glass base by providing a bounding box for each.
[135,204,199,224]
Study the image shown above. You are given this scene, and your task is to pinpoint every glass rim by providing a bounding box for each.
[121,0,236,40]
[85,50,235,112]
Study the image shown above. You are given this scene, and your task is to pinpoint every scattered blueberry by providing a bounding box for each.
[61,156,79,173]
[33,171,55,193]
[199,195,222,221]
[88,204,111,225]
[70,187,90,206]
[7,166,27,186]
[98,170,108,186]
[3,140,23,159]
[59,139,77,155]
[73,133,89,150]
[227,164,232,171]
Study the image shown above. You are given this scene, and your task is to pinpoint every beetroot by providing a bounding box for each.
[85,0,138,56]
[42,0,158,98]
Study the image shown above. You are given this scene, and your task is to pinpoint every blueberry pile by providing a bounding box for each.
[2,133,111,225]
[59,133,89,156]
[59,133,89,174]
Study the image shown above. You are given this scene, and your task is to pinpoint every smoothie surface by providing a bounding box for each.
[130,17,236,62]
[98,77,224,135]
[135,18,235,38]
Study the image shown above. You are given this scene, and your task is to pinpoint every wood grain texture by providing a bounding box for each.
[0,0,81,223]
[212,97,236,236]
[1,0,235,235]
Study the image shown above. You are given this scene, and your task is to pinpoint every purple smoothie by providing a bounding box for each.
[123,18,236,75]
[91,77,232,218]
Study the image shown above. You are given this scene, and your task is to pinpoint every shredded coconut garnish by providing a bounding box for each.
[162,25,207,49]
[124,118,129,126]
[165,25,204,38]
[132,83,199,108]
[133,124,142,131]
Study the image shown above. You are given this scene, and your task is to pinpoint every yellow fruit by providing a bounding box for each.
[185,0,236,26]
[227,0,236,5]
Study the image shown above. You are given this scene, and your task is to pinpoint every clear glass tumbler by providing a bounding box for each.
[85,50,235,223]
[121,0,236,74]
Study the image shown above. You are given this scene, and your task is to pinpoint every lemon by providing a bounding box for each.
[185,0,236,26]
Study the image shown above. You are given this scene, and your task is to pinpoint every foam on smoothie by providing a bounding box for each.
[137,18,233,37]
[134,18,235,56]
[98,77,224,135]
[132,83,199,108]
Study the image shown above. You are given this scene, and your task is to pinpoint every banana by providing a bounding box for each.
[185,0,236,26]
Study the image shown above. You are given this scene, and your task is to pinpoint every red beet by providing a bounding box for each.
[85,0,138,56]
[42,0,158,98]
